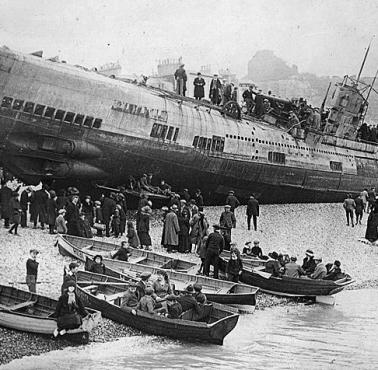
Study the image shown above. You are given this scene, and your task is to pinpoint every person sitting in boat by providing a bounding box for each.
[278,250,290,267]
[265,251,282,277]
[176,285,200,314]
[193,283,207,304]
[226,250,243,282]
[88,255,106,275]
[153,270,172,299]
[136,272,151,300]
[53,281,88,337]
[136,287,156,314]
[61,262,80,294]
[140,174,154,193]
[310,257,327,279]
[324,260,342,281]
[283,256,306,278]
[243,240,264,259]
[146,173,160,193]
[302,249,316,275]
[120,285,139,309]
[158,179,172,195]
[166,294,183,319]
[112,241,132,261]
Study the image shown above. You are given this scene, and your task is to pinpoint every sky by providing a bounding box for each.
[0,0,377,78]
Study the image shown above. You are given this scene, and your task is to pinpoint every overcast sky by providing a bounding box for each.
[0,0,377,78]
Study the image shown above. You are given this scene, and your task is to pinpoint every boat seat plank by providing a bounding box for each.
[82,285,98,291]
[217,287,232,294]
[129,257,147,264]
[0,300,37,311]
[106,291,129,302]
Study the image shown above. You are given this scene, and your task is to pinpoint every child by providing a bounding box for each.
[126,221,140,248]
[26,249,39,292]
[55,209,67,234]
[226,251,243,282]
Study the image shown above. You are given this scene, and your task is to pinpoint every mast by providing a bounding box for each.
[361,67,378,122]
[320,82,331,114]
[356,42,371,84]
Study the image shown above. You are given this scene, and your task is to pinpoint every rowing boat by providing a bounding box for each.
[0,284,101,343]
[219,257,354,299]
[57,235,258,308]
[58,235,198,273]
[76,270,239,345]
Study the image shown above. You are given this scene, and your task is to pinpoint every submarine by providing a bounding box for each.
[0,45,376,203]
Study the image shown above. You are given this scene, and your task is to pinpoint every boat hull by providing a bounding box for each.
[76,271,239,345]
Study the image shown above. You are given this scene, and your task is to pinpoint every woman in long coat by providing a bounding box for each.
[137,206,152,250]
[178,206,191,253]
[193,73,205,100]
[8,191,21,235]
[46,190,58,234]
[163,206,180,253]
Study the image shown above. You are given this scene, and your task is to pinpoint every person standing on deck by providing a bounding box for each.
[174,64,187,96]
[219,205,236,251]
[343,194,356,227]
[193,72,205,100]
[209,74,222,105]
[355,194,364,225]
[26,249,39,293]
[246,195,259,231]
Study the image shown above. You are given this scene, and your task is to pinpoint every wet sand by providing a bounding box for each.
[0,203,377,365]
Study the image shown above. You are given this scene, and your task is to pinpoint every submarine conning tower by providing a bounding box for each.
[322,75,367,140]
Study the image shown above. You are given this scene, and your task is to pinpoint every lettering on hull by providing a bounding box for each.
[111,100,168,122]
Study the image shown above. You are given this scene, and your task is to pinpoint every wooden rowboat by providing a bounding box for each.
[219,257,354,299]
[76,270,239,345]
[0,285,101,343]
[85,256,258,308]
[56,235,258,308]
[59,235,198,274]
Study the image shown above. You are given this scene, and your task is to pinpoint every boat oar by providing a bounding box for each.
[78,281,136,287]
[249,269,271,279]
[8,281,50,285]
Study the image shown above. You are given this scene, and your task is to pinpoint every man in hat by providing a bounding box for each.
[265,251,281,277]
[65,194,81,236]
[176,285,200,313]
[33,184,49,230]
[242,85,255,115]
[46,190,58,234]
[193,283,207,304]
[178,199,191,253]
[101,193,116,237]
[61,262,79,294]
[193,189,204,208]
[163,205,180,253]
[26,249,39,292]
[121,284,139,309]
[193,72,205,100]
[20,187,32,228]
[174,64,187,96]
[55,209,67,234]
[302,249,316,275]
[343,193,356,227]
[136,272,151,300]
[219,205,236,251]
[225,190,240,213]
[283,256,305,278]
[209,74,222,105]
[246,194,259,231]
[8,191,21,236]
[310,257,327,279]
[203,224,224,279]
[182,188,191,203]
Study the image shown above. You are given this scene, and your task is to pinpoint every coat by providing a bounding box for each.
[34,189,48,223]
[127,227,140,248]
[247,198,259,216]
[53,292,88,318]
[20,190,29,211]
[102,197,116,222]
[219,211,236,229]
[46,198,57,225]
[225,195,240,212]
[193,77,205,99]
[9,198,21,224]
[163,211,180,246]
[0,185,12,218]
[65,201,80,236]
[365,211,378,242]
[355,197,364,213]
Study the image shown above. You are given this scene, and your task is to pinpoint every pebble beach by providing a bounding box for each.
[1,202,378,365]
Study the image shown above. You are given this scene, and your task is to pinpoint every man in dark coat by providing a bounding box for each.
[193,72,205,100]
[8,191,21,236]
[34,186,49,229]
[177,285,200,314]
[20,187,31,228]
[242,86,255,114]
[174,64,187,96]
[65,195,80,236]
[136,272,151,300]
[254,89,264,117]
[102,193,116,237]
[193,189,204,208]
[219,205,236,251]
[203,224,224,279]
[164,204,180,253]
[178,200,190,253]
[225,190,240,213]
[355,194,364,225]
[209,74,222,105]
[0,182,12,227]
[365,207,378,242]
[246,195,259,231]
[302,249,316,275]
[46,190,58,234]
